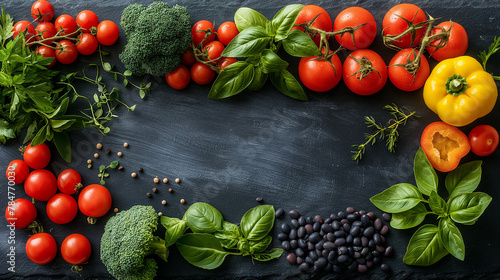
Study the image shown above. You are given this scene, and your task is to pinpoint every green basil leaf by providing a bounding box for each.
[214,221,242,249]
[282,29,321,57]
[448,192,492,224]
[247,64,268,91]
[414,148,438,197]
[429,191,447,215]
[269,70,308,101]
[445,161,482,198]
[249,235,272,254]
[161,216,188,248]
[438,217,465,261]
[208,61,254,99]
[222,26,272,58]
[234,7,268,31]
[390,203,430,229]
[184,202,223,233]
[271,4,303,41]
[260,49,288,74]
[241,205,275,241]
[46,97,69,119]
[237,237,251,255]
[31,124,48,146]
[403,224,448,266]
[370,183,424,213]
[50,119,74,131]
[252,248,284,261]
[53,131,71,163]
[176,233,233,270]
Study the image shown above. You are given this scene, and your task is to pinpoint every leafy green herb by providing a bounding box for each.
[371,148,492,266]
[98,160,119,185]
[478,36,500,79]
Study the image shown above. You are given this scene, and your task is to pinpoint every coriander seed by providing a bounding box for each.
[162,200,167,205]
[180,198,186,204]
[131,172,137,178]
[114,208,119,213]
[123,142,129,148]
[163,178,169,184]
[152,187,157,193]
[87,159,92,164]
[94,153,99,159]
[168,188,173,193]
[175,178,180,183]
[158,212,163,217]
[117,151,123,157]
[96,143,103,149]
[154,177,160,184]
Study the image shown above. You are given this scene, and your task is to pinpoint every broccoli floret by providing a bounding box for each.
[119,1,192,76]
[100,205,168,280]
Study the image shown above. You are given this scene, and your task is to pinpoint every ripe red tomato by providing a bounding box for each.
[333,7,377,50]
[298,51,342,92]
[61,234,92,265]
[5,198,37,229]
[24,169,57,201]
[292,5,333,46]
[96,20,119,46]
[12,21,36,43]
[36,46,56,68]
[180,49,196,66]
[218,57,237,71]
[46,194,78,224]
[343,49,387,96]
[5,159,30,184]
[54,14,78,37]
[388,48,429,92]
[76,33,98,55]
[57,169,82,194]
[26,232,57,264]
[192,20,216,46]
[382,4,428,48]
[217,21,239,46]
[31,0,54,22]
[35,22,57,45]
[426,21,468,61]
[56,40,78,64]
[468,125,499,156]
[190,62,216,85]
[165,64,191,90]
[203,41,225,63]
[76,10,99,33]
[23,142,51,169]
[78,184,112,218]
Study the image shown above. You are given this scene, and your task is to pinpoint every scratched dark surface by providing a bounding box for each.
[1,0,500,279]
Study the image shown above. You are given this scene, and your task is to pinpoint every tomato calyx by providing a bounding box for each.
[27,220,44,235]
[71,265,84,276]
[381,8,429,51]
[87,216,97,224]
[346,54,382,83]
[445,74,468,96]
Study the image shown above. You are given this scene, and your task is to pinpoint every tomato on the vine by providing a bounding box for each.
[96,20,119,46]
[382,4,428,48]
[54,14,78,37]
[35,22,57,45]
[57,169,82,194]
[468,125,499,156]
[76,33,98,55]
[192,20,216,47]
[61,234,92,265]
[292,5,332,46]
[190,62,216,85]
[12,21,36,43]
[299,51,342,92]
[180,49,196,66]
[388,48,429,92]
[5,198,37,229]
[343,49,387,96]
[26,232,57,265]
[56,40,78,64]
[218,57,237,71]
[24,169,57,202]
[334,7,377,50]
[46,194,78,224]
[426,21,468,61]
[78,184,112,218]
[5,159,30,184]
[31,0,54,22]
[203,40,225,63]
[166,64,191,90]
[36,46,56,68]
[217,21,239,46]
[23,142,51,169]
[76,10,99,33]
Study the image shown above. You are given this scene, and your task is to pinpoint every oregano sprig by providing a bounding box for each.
[98,160,119,185]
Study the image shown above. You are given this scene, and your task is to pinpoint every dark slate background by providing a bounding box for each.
[1,0,500,279]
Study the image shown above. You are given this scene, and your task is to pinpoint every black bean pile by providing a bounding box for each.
[276,207,393,274]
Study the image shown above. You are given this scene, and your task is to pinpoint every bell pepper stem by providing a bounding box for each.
[445,74,467,96]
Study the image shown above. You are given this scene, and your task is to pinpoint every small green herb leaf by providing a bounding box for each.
[161,216,188,248]
[176,233,233,270]
[445,161,482,198]
[448,192,492,224]
[251,248,283,261]
[185,202,223,233]
[403,224,448,266]
[52,131,72,163]
[438,217,465,261]
[247,64,268,91]
[208,61,255,99]
[271,4,303,41]
[214,221,242,249]
[414,148,438,196]
[390,203,429,229]
[429,191,447,216]
[109,161,119,168]
[234,7,268,31]
[370,183,424,213]
[249,235,272,254]
[240,205,275,241]
[222,26,272,58]
[282,29,321,57]
[260,49,288,74]
[269,70,308,101]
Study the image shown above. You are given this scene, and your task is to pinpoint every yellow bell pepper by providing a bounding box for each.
[423,56,498,127]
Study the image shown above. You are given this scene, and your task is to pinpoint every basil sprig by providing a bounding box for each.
[208,4,320,100]
[371,148,491,266]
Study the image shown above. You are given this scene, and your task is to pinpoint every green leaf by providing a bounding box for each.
[414,148,438,196]
[99,165,106,171]
[123,70,132,76]
[23,120,38,144]
[208,61,255,99]
[53,131,72,163]
[46,97,69,119]
[214,221,242,249]
[123,78,129,87]
[445,161,482,198]
[0,119,16,144]
[100,179,106,185]
[139,89,145,99]
[185,202,223,233]
[259,49,288,74]
[429,191,447,215]
[249,235,272,254]
[161,216,188,248]
[95,109,103,118]
[50,119,74,130]
[247,64,268,91]
[438,217,465,261]
[176,233,233,270]
[251,248,283,261]
[282,29,321,57]
[103,62,112,72]
[269,70,308,101]
[448,192,492,224]
[240,205,275,241]
[271,4,303,41]
[222,26,272,58]
[109,161,119,168]
[31,124,48,146]
[403,224,448,266]
[103,127,110,134]
[370,183,424,213]
[234,7,268,31]
[390,203,430,229]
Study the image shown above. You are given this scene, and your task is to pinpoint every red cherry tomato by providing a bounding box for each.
[46,194,78,224]
[57,169,82,194]
[388,48,430,92]
[35,22,57,45]
[190,62,216,85]
[333,7,377,50]
[218,57,238,71]
[56,40,79,64]
[12,21,36,43]
[76,33,99,55]
[217,21,239,46]
[31,0,54,22]
[61,234,92,265]
[23,142,51,169]
[468,125,499,156]
[5,159,30,184]
[343,49,387,96]
[5,198,37,229]
[26,232,57,264]
[292,5,333,46]
[426,21,468,61]
[54,14,78,37]
[166,64,191,90]
[96,20,119,46]
[36,46,56,68]
[180,49,196,66]
[191,20,216,46]
[78,184,112,218]
[24,169,57,202]
[298,51,342,92]
[382,4,428,48]
[203,41,225,63]
[76,10,99,33]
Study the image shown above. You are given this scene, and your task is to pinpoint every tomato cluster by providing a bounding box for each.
[13,0,119,67]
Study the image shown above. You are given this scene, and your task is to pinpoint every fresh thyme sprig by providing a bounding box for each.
[351,104,418,163]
